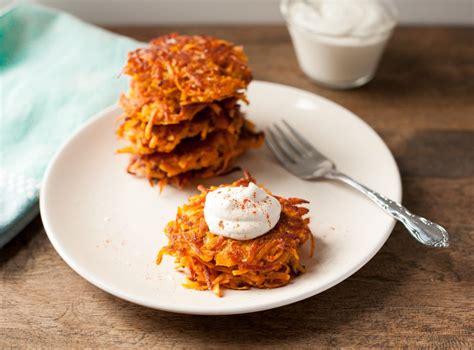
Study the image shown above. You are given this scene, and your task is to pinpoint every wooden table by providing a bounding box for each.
[2,26,473,348]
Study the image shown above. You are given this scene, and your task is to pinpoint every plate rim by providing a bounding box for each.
[40,80,402,315]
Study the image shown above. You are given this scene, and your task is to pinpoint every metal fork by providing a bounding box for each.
[266,120,449,248]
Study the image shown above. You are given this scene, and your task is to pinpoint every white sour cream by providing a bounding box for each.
[203,182,282,240]
[282,0,397,88]
[288,0,396,42]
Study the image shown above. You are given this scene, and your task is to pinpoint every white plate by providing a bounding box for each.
[40,81,401,315]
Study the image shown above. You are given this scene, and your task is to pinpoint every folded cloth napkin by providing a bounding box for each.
[0,4,140,247]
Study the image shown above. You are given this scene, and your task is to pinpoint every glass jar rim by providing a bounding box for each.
[280,0,398,39]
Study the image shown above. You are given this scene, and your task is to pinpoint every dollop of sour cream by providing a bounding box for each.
[204,182,282,240]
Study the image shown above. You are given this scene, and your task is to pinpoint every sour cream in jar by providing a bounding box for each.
[281,0,398,89]
[203,182,282,240]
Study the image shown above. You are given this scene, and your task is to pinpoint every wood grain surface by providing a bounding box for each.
[1,26,473,349]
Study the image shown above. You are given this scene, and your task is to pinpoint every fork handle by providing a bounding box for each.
[325,170,449,248]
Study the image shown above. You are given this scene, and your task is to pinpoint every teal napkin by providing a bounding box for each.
[0,4,140,247]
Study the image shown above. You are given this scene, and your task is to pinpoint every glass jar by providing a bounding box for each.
[281,0,398,89]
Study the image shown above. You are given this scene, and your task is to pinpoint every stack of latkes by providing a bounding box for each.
[116,34,264,188]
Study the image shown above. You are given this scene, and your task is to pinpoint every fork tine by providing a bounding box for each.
[269,125,302,161]
[273,123,307,157]
[265,129,295,168]
[282,120,318,155]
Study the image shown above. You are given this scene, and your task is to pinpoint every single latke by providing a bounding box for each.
[124,34,252,106]
[127,126,263,185]
[157,173,314,297]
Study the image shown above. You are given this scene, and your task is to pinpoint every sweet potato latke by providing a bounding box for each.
[117,108,245,154]
[117,34,263,187]
[157,173,314,297]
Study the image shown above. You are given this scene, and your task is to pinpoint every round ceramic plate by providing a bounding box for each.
[40,81,401,315]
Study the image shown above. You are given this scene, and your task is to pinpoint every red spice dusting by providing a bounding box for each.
[218,220,224,229]
[265,213,271,226]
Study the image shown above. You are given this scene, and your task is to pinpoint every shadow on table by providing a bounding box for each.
[330,29,473,100]
[0,215,43,269]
